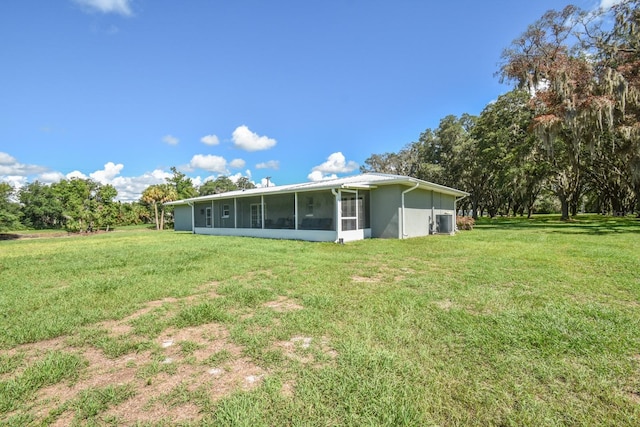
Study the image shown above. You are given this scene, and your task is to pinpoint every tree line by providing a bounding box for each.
[362,1,640,220]
[0,167,256,232]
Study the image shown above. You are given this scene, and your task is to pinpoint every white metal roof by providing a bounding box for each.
[165,173,469,205]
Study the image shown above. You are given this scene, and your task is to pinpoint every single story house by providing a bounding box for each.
[166,173,469,242]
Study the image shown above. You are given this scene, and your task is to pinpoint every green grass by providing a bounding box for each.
[70,384,136,422]
[0,215,639,425]
[0,351,85,413]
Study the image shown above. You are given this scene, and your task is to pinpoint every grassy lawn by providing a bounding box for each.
[0,215,638,425]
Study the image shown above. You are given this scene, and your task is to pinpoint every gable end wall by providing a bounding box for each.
[173,205,192,231]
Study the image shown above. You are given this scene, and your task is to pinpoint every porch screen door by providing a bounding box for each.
[341,192,358,231]
[250,204,263,228]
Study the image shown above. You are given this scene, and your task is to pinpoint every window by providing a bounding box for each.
[222,204,230,218]
[205,207,212,227]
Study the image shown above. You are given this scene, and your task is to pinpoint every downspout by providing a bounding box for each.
[331,188,341,243]
[187,202,195,234]
[401,182,420,238]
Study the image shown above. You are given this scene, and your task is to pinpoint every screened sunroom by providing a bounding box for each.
[182,187,371,242]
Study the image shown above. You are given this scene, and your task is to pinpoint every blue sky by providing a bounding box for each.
[1,0,613,201]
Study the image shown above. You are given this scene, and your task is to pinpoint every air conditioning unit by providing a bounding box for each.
[436,214,453,234]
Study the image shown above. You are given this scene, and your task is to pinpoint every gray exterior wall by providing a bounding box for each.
[405,189,457,236]
[403,188,430,238]
[370,185,401,238]
[370,186,457,238]
[173,205,192,231]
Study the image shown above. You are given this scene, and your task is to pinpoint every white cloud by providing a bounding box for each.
[40,172,66,183]
[2,175,28,190]
[200,134,220,146]
[66,170,88,179]
[228,173,243,183]
[256,160,280,170]
[0,152,48,176]
[307,171,338,182]
[163,135,179,145]
[0,152,17,165]
[308,152,358,181]
[232,125,277,152]
[258,177,277,188]
[189,154,228,173]
[90,162,124,184]
[108,169,171,202]
[73,0,133,16]
[229,158,246,169]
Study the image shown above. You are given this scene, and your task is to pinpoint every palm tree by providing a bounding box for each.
[141,184,178,230]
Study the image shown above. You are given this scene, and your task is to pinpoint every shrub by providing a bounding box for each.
[456,216,475,230]
[64,219,82,233]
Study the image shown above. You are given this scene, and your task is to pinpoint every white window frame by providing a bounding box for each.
[222,204,230,218]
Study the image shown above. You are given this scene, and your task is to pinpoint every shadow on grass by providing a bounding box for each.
[475,215,640,235]
[0,233,21,240]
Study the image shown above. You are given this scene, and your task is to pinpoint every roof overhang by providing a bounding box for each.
[165,173,469,206]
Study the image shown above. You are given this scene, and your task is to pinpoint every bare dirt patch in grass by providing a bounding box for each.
[4,293,271,425]
[8,336,69,358]
[434,299,455,311]
[33,347,144,419]
[113,399,201,426]
[30,320,266,425]
[351,275,381,283]
[98,319,135,336]
[93,297,181,337]
[263,296,303,312]
[275,335,337,367]
[159,323,241,361]
[188,281,221,301]
[280,380,295,398]
[103,354,265,424]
